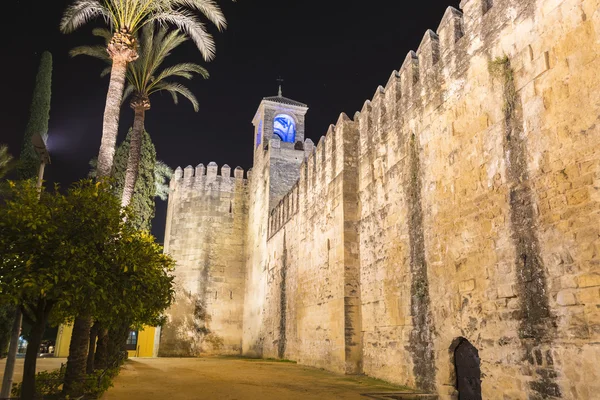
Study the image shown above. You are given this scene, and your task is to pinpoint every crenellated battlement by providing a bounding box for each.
[268,181,300,238]
[349,0,544,160]
[267,0,538,251]
[171,162,248,195]
[437,7,464,57]
[268,112,358,238]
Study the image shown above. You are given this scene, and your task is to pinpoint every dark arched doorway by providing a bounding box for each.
[454,339,482,400]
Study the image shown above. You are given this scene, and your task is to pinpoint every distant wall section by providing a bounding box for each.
[244,116,362,374]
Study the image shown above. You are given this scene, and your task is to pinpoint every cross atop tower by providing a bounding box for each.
[276,77,284,97]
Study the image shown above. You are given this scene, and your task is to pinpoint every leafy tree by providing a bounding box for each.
[86,134,173,371]
[0,146,16,359]
[89,130,173,230]
[71,25,206,207]
[0,180,117,399]
[63,227,175,396]
[60,0,228,179]
[18,52,52,180]
[0,180,174,399]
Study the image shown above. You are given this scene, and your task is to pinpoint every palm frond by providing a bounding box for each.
[69,45,110,62]
[127,59,145,95]
[100,66,112,78]
[152,82,200,111]
[60,0,111,33]
[92,27,113,45]
[150,10,216,61]
[147,29,188,76]
[140,23,156,72]
[172,0,228,31]
[62,0,230,63]
[151,63,209,84]
[154,160,173,201]
[122,84,136,104]
[105,0,158,33]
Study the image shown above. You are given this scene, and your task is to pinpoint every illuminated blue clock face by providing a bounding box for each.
[273,114,296,143]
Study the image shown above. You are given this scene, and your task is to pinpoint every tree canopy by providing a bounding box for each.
[0,180,174,397]
[71,25,208,112]
[61,0,230,62]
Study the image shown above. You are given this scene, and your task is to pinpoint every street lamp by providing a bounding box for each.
[0,132,51,398]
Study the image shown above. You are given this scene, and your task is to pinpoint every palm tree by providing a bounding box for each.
[61,0,228,179]
[72,25,207,207]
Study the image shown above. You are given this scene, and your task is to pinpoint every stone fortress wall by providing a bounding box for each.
[162,0,600,398]
[159,163,248,356]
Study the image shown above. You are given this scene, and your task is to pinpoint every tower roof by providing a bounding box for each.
[262,95,307,108]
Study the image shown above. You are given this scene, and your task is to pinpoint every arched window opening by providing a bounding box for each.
[274,114,296,143]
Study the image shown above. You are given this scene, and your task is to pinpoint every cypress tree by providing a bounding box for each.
[18,52,52,180]
[112,130,156,231]
[90,130,171,231]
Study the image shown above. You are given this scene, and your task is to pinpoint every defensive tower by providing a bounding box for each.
[252,89,309,208]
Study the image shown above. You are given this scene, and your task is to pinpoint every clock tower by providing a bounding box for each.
[251,87,309,209]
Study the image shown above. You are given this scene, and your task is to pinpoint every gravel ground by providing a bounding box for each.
[101,357,409,400]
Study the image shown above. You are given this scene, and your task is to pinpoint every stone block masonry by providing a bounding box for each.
[159,163,247,356]
[161,0,600,398]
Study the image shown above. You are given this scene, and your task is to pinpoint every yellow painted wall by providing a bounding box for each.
[127,327,156,358]
[54,324,73,358]
[54,324,156,358]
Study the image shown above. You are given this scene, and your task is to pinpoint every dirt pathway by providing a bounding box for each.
[102,357,412,400]
[0,357,66,384]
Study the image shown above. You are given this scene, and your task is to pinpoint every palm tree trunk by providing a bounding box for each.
[107,320,131,365]
[86,321,100,374]
[121,105,146,207]
[21,305,50,400]
[96,57,129,178]
[95,327,109,370]
[63,315,92,397]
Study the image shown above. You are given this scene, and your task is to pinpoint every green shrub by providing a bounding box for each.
[11,365,121,399]
[12,369,65,398]
[80,367,120,399]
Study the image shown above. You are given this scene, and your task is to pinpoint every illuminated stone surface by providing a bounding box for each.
[161,0,600,398]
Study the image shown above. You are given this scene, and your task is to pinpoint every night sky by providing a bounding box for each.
[1,0,460,241]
